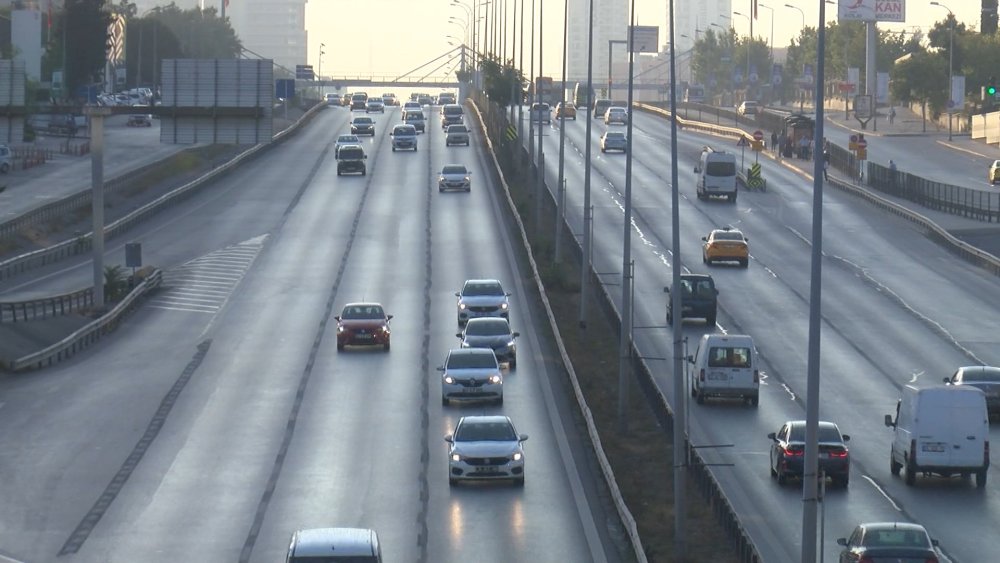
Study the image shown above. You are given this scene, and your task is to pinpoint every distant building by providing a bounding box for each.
[677,0,732,53]
[566,0,627,94]
[226,0,307,75]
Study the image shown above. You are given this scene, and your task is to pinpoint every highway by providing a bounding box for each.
[0,105,626,562]
[523,106,1000,562]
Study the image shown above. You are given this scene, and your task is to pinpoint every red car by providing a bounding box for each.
[335,302,392,351]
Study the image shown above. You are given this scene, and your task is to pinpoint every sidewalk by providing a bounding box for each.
[772,101,944,138]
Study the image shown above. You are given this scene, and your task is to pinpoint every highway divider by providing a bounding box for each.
[0,286,93,323]
[0,100,326,283]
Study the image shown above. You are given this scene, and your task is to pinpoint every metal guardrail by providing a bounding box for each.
[0,100,326,283]
[2,269,162,372]
[469,97,649,563]
[0,287,93,323]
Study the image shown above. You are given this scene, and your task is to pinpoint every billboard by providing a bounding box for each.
[838,0,905,23]
[12,10,42,81]
[627,26,659,54]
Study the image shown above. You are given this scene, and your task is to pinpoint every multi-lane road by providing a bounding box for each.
[0,105,626,562]
[2,97,999,563]
[524,105,1000,562]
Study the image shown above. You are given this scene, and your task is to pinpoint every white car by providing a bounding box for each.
[402,101,422,114]
[455,278,510,326]
[325,93,340,106]
[439,348,503,406]
[334,134,361,157]
[530,102,551,123]
[365,98,385,113]
[445,415,527,486]
[604,106,628,125]
[438,164,471,192]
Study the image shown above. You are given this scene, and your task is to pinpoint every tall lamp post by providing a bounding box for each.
[758,3,775,64]
[318,42,326,96]
[733,11,753,89]
[930,1,955,141]
[784,3,805,31]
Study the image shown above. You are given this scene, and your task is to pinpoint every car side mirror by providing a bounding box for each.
[842,434,851,442]
[456,332,463,338]
[744,238,749,242]
[693,166,700,173]
[836,538,848,547]
[701,236,708,242]
[884,414,895,428]
[942,377,951,384]
[455,292,461,297]
[512,332,520,338]
[519,434,529,442]
[505,292,512,296]
[386,315,393,321]
[364,155,368,159]
[931,539,939,547]
[663,286,670,293]
[685,355,695,364]
[444,434,453,443]
[766,432,777,441]
[437,366,445,372]
[334,316,341,321]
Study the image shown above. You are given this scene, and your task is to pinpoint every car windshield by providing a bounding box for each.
[465,319,510,336]
[448,352,498,369]
[463,282,504,296]
[713,231,744,241]
[341,305,384,320]
[863,528,931,548]
[455,420,517,442]
[706,346,751,368]
[353,118,372,125]
[787,423,842,443]
[706,161,736,176]
[605,132,625,140]
[442,165,468,175]
[338,135,359,143]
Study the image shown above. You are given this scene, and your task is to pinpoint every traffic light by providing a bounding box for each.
[988,77,997,97]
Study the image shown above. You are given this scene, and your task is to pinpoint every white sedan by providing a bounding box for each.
[446,415,528,485]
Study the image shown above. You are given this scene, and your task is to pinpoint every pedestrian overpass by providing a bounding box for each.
[315,46,464,89]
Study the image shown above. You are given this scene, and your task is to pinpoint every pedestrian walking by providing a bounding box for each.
[889,106,896,125]
[823,159,829,181]
[770,131,778,151]
[889,159,898,191]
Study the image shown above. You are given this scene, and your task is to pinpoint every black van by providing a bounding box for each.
[665,273,718,325]
[337,145,367,176]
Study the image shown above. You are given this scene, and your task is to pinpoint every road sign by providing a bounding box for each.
[856,138,868,149]
[856,148,867,160]
[753,130,764,141]
[751,140,764,152]
[276,79,295,99]
[627,26,659,53]
[505,125,517,141]
[848,134,858,151]
[736,136,750,147]
[295,64,315,80]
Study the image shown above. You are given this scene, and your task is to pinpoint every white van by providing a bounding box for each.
[689,334,759,406]
[286,528,382,562]
[693,147,738,202]
[884,385,990,488]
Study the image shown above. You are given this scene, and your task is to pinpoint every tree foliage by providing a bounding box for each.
[52,0,113,98]
[479,55,522,107]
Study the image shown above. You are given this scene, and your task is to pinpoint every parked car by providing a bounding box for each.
[836,522,940,563]
[438,164,471,192]
[334,302,391,350]
[455,279,510,326]
[445,415,528,485]
[457,317,519,367]
[943,365,1000,419]
[768,420,851,487]
[439,348,504,406]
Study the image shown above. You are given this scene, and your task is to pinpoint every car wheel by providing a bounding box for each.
[465,186,471,192]
[439,186,444,192]
[496,396,504,406]
[442,396,449,406]
[449,477,458,486]
[392,147,396,152]
[729,193,737,203]
[740,258,749,268]
[770,463,777,478]
[601,148,606,153]
[362,169,367,176]
[337,170,342,176]
[337,341,344,351]
[513,475,525,487]
[384,340,390,352]
[776,471,787,485]
[509,355,516,369]
[904,461,916,486]
[706,312,717,325]
[748,395,759,407]
[834,474,849,488]
[890,455,902,476]
[695,388,705,404]
[466,141,470,146]
[666,310,672,324]
[977,469,988,488]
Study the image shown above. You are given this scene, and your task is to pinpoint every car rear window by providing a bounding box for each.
[787,423,842,443]
[339,148,364,160]
[706,161,736,176]
[707,346,751,368]
[448,125,468,133]
[444,105,463,116]
[465,319,509,336]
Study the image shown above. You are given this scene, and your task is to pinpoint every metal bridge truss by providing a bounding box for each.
[317,46,468,88]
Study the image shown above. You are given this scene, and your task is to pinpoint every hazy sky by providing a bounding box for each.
[305,0,982,79]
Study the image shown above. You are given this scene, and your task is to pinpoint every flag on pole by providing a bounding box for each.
[753,0,758,19]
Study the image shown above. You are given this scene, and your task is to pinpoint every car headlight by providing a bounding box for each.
[381,326,390,334]
[500,303,508,310]
[451,453,462,462]
[489,375,502,384]
[337,326,344,333]
[438,176,445,183]
[444,376,455,384]
[512,452,522,461]
[506,341,516,348]
[463,176,470,183]
[460,342,471,348]
[458,303,467,310]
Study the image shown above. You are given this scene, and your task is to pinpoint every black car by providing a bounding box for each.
[350,117,375,136]
[837,522,939,563]
[665,273,717,325]
[944,365,1000,419]
[336,145,367,176]
[768,420,850,487]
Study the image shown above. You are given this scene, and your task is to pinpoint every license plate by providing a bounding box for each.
[819,452,829,459]
[356,333,372,340]
[474,466,498,473]
[708,373,728,381]
[922,443,946,452]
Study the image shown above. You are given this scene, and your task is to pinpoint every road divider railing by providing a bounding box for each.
[470,95,648,563]
[1,269,162,372]
[0,286,94,323]
[0,100,326,283]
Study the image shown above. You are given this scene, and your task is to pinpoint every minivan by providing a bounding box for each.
[689,334,759,406]
[390,124,418,151]
[336,145,367,176]
[286,527,382,562]
[592,99,612,119]
[694,147,738,202]
[664,273,718,325]
[351,93,368,110]
[885,385,990,488]
[441,103,464,128]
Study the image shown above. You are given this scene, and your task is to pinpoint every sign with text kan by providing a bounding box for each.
[627,26,659,53]
[838,0,905,23]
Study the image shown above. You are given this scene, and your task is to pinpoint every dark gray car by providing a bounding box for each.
[457,317,519,368]
[665,273,718,325]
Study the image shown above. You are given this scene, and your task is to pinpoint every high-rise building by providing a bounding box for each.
[226,0,308,74]
[676,0,732,54]
[566,0,627,92]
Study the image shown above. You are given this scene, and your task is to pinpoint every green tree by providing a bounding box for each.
[57,0,113,99]
[890,51,948,117]
[479,55,522,107]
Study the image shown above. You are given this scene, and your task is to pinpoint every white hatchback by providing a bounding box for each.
[440,348,503,405]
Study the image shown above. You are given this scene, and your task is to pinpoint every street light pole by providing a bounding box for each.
[555,0,568,263]
[733,11,751,86]
[758,3,774,64]
[580,0,596,327]
[784,3,805,32]
[318,42,326,96]
[931,1,955,141]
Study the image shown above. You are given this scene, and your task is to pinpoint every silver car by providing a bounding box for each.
[438,164,471,192]
[600,131,627,153]
[604,106,628,125]
[530,102,551,123]
[446,415,528,486]
[440,348,503,406]
[456,278,510,326]
[457,317,519,368]
[445,124,470,146]
[365,98,385,113]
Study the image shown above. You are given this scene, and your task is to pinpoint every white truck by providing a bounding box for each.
[884,385,990,488]
[693,147,738,202]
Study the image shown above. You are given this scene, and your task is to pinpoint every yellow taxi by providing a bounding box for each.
[554,101,577,120]
[990,160,1000,185]
[702,227,749,268]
